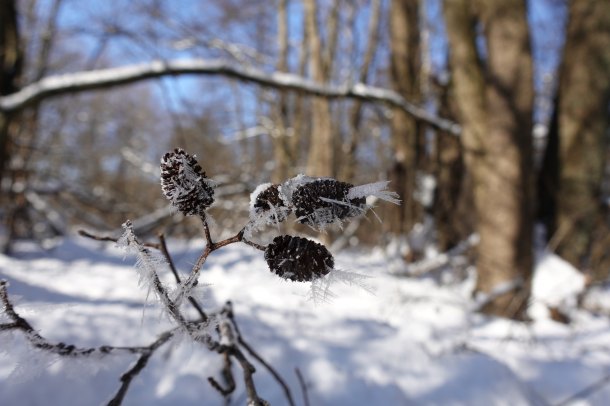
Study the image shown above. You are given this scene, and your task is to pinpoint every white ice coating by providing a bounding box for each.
[245,183,291,236]
[248,176,401,232]
[308,267,374,304]
[249,183,274,213]
[116,221,174,316]
[347,181,401,205]
[162,153,215,210]
[277,174,317,207]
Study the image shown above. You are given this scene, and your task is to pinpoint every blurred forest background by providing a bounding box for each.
[0,0,608,319]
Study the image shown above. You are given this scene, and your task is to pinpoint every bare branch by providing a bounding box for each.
[229,304,295,406]
[0,280,174,358]
[0,58,460,134]
[555,373,610,406]
[78,229,160,250]
[295,367,311,406]
[106,331,173,406]
[207,353,236,398]
[158,233,208,322]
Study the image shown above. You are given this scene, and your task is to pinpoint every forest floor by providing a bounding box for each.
[1,235,609,405]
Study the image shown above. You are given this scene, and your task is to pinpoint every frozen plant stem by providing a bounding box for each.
[2,148,398,405]
[1,278,176,361]
[158,233,208,321]
[179,217,266,305]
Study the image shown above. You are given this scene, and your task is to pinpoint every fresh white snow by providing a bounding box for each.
[1,237,609,405]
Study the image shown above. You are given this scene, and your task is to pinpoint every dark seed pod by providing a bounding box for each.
[292,179,366,226]
[264,235,333,282]
[160,148,214,216]
[252,184,290,222]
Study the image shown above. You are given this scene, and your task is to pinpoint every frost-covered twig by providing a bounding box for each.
[106,331,174,406]
[78,229,161,249]
[0,58,461,134]
[227,301,296,406]
[0,279,175,358]
[204,302,269,406]
[158,233,208,321]
[3,147,398,405]
[117,221,192,331]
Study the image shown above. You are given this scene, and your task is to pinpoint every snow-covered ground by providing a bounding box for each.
[1,236,609,405]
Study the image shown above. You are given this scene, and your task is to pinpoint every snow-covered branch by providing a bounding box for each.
[0,58,461,134]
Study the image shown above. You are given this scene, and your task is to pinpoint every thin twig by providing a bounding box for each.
[78,229,159,249]
[208,352,236,398]
[228,303,295,406]
[555,373,610,406]
[158,233,181,283]
[106,331,173,406]
[158,233,208,322]
[1,280,174,358]
[295,367,311,406]
[228,346,265,405]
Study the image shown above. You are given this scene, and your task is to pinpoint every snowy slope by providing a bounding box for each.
[1,237,609,405]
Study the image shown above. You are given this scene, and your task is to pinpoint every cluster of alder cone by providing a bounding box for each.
[0,148,398,406]
[161,148,399,283]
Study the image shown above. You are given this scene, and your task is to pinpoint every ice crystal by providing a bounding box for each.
[248,183,291,231]
[347,181,401,205]
[116,221,174,317]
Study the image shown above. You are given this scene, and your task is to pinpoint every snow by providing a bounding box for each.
[1,237,610,405]
[529,250,586,320]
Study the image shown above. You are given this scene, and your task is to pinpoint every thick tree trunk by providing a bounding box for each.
[0,0,22,183]
[477,0,535,317]
[554,0,610,280]
[388,0,422,236]
[445,0,534,319]
[432,78,470,251]
[304,0,334,178]
[272,0,292,183]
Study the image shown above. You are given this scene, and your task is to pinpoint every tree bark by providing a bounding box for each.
[304,0,334,177]
[341,0,382,182]
[388,0,422,236]
[271,0,293,183]
[445,0,534,319]
[554,0,610,280]
[0,0,22,184]
[432,77,471,251]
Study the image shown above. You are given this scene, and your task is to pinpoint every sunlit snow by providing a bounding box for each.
[1,237,609,405]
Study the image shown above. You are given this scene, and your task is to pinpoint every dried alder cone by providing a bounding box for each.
[251,183,291,224]
[265,235,333,282]
[249,174,399,231]
[160,148,214,216]
[292,179,366,226]
[159,149,399,285]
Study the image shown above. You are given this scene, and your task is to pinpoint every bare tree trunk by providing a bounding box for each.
[478,0,535,318]
[341,0,382,182]
[554,0,610,280]
[445,0,534,319]
[0,0,22,184]
[271,0,293,183]
[304,0,334,177]
[388,0,422,238]
[432,78,471,251]
[1,0,23,253]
